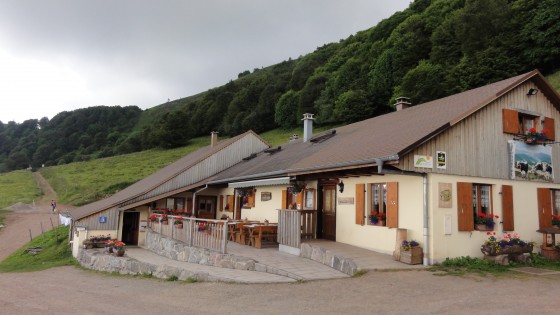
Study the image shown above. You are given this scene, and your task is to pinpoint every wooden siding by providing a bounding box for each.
[398,81,560,183]
[122,134,268,207]
[76,207,119,230]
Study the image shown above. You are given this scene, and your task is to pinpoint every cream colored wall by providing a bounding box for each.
[337,175,424,255]
[215,187,235,219]
[428,173,560,263]
[239,186,287,223]
[71,227,88,258]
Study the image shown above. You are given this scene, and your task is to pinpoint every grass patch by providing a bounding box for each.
[0,225,75,272]
[0,170,42,210]
[166,275,179,281]
[546,69,560,92]
[353,270,368,277]
[429,254,560,276]
[39,136,210,206]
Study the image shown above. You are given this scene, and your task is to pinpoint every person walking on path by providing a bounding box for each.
[50,200,57,214]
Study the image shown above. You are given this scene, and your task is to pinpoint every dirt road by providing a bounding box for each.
[1,174,560,314]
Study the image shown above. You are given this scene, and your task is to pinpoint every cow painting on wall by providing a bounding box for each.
[510,141,553,182]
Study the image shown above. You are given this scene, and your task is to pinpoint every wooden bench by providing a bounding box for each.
[249,225,278,249]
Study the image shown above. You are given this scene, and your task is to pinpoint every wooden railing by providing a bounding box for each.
[149,214,228,254]
[277,209,317,249]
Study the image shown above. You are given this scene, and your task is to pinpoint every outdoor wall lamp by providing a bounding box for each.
[527,88,538,96]
[338,180,344,193]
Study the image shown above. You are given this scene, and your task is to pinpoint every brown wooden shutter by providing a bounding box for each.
[219,195,224,211]
[281,190,287,209]
[537,188,552,228]
[296,191,303,209]
[502,109,519,134]
[457,182,474,231]
[386,182,398,228]
[501,185,514,231]
[355,184,365,225]
[228,195,234,211]
[544,117,555,141]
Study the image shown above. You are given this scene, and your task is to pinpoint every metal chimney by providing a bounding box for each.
[210,131,219,147]
[395,97,412,111]
[302,113,315,142]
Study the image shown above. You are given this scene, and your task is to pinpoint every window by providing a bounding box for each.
[304,189,315,209]
[166,197,185,211]
[552,190,560,216]
[502,108,556,140]
[225,195,232,212]
[198,196,214,213]
[457,182,494,231]
[370,183,387,226]
[519,114,537,135]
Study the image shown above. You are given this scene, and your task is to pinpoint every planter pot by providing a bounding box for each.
[540,246,560,260]
[116,248,125,257]
[481,244,533,256]
[475,224,492,231]
[376,220,386,227]
[161,221,168,225]
[175,223,183,229]
[400,247,423,265]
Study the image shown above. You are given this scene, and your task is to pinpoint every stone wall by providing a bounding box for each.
[78,249,211,282]
[300,243,357,276]
[145,230,256,270]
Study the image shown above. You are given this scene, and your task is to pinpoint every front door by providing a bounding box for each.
[122,212,139,245]
[321,184,336,241]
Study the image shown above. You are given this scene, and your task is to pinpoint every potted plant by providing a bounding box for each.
[114,241,126,257]
[552,214,560,229]
[174,216,183,229]
[474,212,498,231]
[400,240,422,264]
[369,211,386,226]
[160,214,169,225]
[197,222,210,233]
[525,128,549,144]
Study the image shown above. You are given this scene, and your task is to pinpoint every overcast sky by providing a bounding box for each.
[0,0,411,123]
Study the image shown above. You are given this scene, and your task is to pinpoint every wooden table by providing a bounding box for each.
[248,224,278,249]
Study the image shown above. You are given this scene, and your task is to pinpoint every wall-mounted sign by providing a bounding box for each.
[436,151,447,170]
[139,220,147,232]
[338,197,354,205]
[414,155,433,168]
[509,140,553,182]
[99,216,107,224]
[438,183,452,208]
[261,192,272,201]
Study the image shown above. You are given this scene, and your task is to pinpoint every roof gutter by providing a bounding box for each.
[208,154,400,185]
[192,185,208,217]
[374,159,430,266]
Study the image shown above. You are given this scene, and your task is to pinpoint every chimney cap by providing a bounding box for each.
[301,113,315,120]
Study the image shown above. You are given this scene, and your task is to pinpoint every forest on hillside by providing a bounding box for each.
[1,0,559,172]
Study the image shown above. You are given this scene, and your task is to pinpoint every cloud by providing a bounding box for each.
[0,0,411,123]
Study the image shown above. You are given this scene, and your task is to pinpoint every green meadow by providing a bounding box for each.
[0,170,42,210]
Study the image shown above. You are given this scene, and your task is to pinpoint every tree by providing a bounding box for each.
[275,90,301,129]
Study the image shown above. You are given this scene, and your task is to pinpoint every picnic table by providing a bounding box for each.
[248,224,278,249]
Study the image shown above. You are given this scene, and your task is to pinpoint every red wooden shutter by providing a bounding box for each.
[544,117,555,141]
[502,109,519,134]
[355,184,365,225]
[501,185,514,231]
[228,195,234,211]
[537,188,552,228]
[219,195,224,211]
[248,190,255,208]
[386,182,398,228]
[457,182,474,231]
[281,190,287,209]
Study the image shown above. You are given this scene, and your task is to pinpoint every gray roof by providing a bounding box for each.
[211,70,558,183]
[70,131,267,220]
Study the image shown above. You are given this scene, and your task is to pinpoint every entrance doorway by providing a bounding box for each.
[122,212,139,245]
[197,195,217,219]
[318,184,336,241]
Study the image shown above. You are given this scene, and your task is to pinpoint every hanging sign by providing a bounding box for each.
[436,151,447,170]
[99,216,107,224]
[414,155,433,168]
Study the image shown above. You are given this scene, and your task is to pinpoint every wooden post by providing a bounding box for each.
[40,222,44,234]
[393,228,407,261]
[50,218,54,230]
[29,229,33,241]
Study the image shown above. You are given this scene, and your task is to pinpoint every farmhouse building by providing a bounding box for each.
[69,70,560,264]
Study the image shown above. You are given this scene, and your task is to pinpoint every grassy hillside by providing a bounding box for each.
[0,170,42,209]
[546,69,560,92]
[39,136,210,206]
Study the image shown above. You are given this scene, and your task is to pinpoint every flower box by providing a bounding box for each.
[400,247,423,265]
[481,244,533,256]
[475,224,492,231]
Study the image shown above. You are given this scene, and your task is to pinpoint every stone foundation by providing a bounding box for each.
[78,249,210,282]
[145,230,256,270]
[300,243,358,276]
